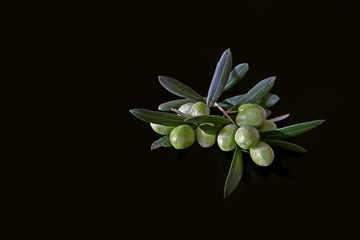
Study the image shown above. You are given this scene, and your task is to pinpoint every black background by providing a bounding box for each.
[20,0,360,239]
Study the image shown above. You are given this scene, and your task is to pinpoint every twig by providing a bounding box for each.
[214,102,236,125]
[171,108,189,119]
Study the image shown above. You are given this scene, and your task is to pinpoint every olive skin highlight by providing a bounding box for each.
[236,103,267,128]
[235,125,260,149]
[250,141,275,166]
[150,123,175,135]
[169,125,196,150]
[217,124,239,151]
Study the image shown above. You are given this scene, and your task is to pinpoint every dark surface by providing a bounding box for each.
[22,1,360,239]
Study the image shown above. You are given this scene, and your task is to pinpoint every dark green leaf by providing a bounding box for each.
[198,124,224,134]
[261,139,307,152]
[185,115,232,125]
[217,102,233,110]
[207,49,233,107]
[158,99,192,111]
[260,120,326,140]
[151,135,172,150]
[255,93,280,108]
[224,147,243,198]
[230,76,276,111]
[224,63,249,91]
[158,76,204,102]
[130,108,185,126]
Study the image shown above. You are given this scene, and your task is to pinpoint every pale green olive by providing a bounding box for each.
[217,124,238,152]
[257,120,277,132]
[235,125,260,149]
[196,123,216,148]
[250,141,274,166]
[150,123,175,135]
[178,102,194,116]
[169,125,195,150]
[189,102,210,118]
[236,103,267,128]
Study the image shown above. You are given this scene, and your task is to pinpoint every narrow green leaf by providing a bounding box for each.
[260,120,326,140]
[151,135,172,150]
[207,49,233,107]
[262,139,307,152]
[158,76,205,102]
[130,108,185,126]
[219,94,244,107]
[185,115,232,125]
[224,147,243,198]
[255,93,280,108]
[217,102,233,110]
[230,76,276,111]
[158,99,192,111]
[224,63,249,91]
[198,124,224,135]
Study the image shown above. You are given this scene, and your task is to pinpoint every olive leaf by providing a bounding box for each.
[218,94,244,109]
[261,139,307,152]
[207,49,233,108]
[185,115,232,125]
[158,76,205,102]
[220,93,279,110]
[230,76,276,111]
[158,99,192,111]
[224,147,243,198]
[151,135,172,150]
[260,120,325,140]
[198,124,224,135]
[255,93,280,108]
[224,63,249,91]
[130,109,185,126]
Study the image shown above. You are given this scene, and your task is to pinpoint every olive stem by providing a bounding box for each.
[171,108,190,119]
[214,102,236,125]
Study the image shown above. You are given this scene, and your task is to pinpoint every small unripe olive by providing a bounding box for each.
[170,125,195,150]
[178,102,194,116]
[257,120,277,132]
[217,124,239,152]
[236,103,267,128]
[250,141,274,166]
[150,123,175,135]
[196,123,216,148]
[235,125,260,149]
[189,102,210,118]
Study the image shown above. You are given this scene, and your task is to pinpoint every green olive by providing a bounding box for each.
[250,141,274,166]
[235,125,260,149]
[178,102,194,116]
[189,102,210,118]
[169,125,196,150]
[150,123,175,135]
[196,123,216,148]
[217,124,238,152]
[257,120,277,132]
[236,103,267,128]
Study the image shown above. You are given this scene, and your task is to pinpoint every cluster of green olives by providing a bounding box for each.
[150,102,277,167]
